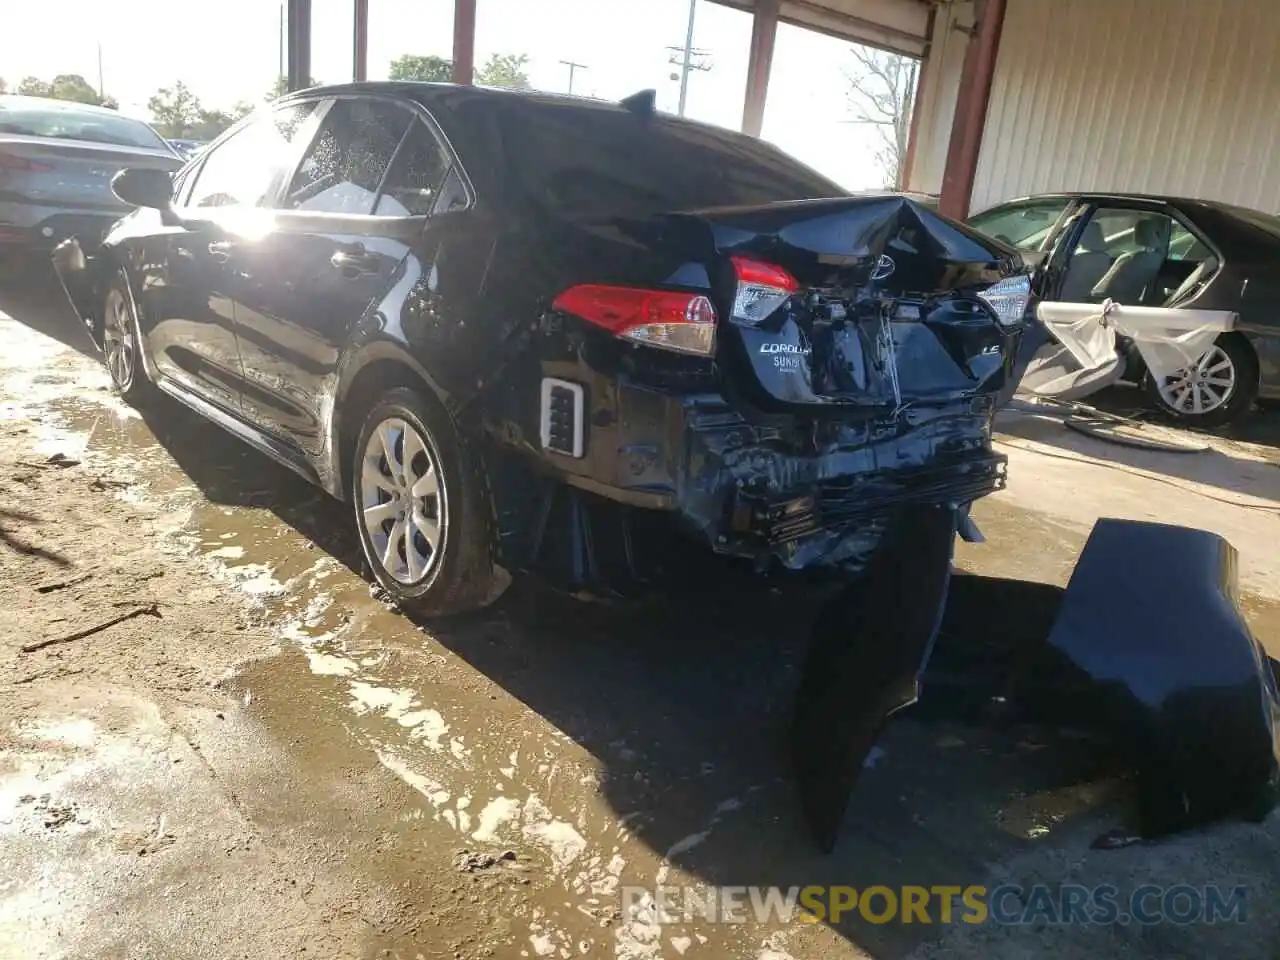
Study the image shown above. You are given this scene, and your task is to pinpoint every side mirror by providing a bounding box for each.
[111,167,173,210]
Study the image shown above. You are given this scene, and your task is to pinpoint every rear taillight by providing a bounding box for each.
[977,274,1031,328]
[551,285,717,357]
[730,255,799,326]
[0,151,53,173]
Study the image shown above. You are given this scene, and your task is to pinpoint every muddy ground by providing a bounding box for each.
[2,267,1280,960]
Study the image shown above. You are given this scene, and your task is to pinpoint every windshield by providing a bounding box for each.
[0,99,170,151]
[451,97,846,217]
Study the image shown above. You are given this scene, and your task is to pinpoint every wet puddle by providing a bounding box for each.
[7,314,1280,958]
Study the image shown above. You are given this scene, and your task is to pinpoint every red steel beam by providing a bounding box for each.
[742,0,780,136]
[353,0,369,81]
[286,0,312,92]
[453,0,477,85]
[938,0,1007,219]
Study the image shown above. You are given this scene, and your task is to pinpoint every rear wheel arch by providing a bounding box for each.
[334,349,451,502]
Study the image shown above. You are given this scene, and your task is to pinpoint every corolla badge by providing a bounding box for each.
[871,254,896,281]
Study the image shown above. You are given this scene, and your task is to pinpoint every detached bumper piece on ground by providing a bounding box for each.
[795,512,1280,853]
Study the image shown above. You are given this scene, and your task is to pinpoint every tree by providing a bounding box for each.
[388,52,532,88]
[0,78,7,95]
[845,46,918,189]
[147,81,201,138]
[388,55,454,83]
[266,75,322,101]
[15,73,115,108]
[146,82,251,140]
[475,53,531,90]
[191,106,242,140]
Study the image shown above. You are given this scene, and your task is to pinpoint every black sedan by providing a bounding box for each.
[53,82,1027,615]
[968,192,1280,426]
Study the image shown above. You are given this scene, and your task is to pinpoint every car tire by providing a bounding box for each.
[101,275,155,406]
[351,386,500,617]
[1143,333,1259,428]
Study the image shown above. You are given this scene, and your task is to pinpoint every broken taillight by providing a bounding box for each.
[977,274,1031,328]
[551,285,718,357]
[730,255,799,326]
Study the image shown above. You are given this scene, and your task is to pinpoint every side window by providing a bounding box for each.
[373,119,452,217]
[185,102,316,209]
[968,200,1072,251]
[1061,207,1179,305]
[284,98,413,215]
[432,167,470,216]
[1168,222,1211,262]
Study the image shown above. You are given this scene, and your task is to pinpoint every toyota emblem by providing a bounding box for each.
[871,255,895,281]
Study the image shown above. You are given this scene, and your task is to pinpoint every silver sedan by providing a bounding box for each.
[0,94,183,255]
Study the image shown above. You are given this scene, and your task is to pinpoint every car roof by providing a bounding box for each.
[290,80,620,108]
[980,191,1245,211]
[278,80,746,137]
[979,191,1280,222]
[0,93,125,117]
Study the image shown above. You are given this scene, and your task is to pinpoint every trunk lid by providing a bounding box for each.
[0,135,181,210]
[667,195,1028,417]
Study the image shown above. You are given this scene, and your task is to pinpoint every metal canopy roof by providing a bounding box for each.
[707,0,933,57]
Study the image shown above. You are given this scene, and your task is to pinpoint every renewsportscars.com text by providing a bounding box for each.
[620,884,1249,927]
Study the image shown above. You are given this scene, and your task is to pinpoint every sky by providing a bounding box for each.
[0,0,889,189]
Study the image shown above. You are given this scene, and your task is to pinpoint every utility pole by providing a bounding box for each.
[97,42,104,100]
[678,0,697,115]
[278,3,285,82]
[667,0,712,116]
[560,60,588,95]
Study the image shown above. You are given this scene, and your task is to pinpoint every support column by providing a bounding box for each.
[899,8,935,191]
[938,0,1006,219]
[286,0,312,92]
[353,0,369,81]
[453,0,477,85]
[741,0,779,137]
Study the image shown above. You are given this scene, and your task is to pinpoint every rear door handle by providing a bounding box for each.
[208,240,236,263]
[330,247,379,277]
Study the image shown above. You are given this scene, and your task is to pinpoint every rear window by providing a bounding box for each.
[0,99,169,151]
[449,97,845,217]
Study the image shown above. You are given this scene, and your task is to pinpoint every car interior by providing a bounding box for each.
[1063,209,1217,307]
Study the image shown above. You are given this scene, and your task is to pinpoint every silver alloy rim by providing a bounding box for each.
[359,417,445,585]
[103,288,134,389]
[1157,345,1236,416]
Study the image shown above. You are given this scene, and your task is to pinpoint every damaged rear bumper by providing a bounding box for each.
[543,378,1005,574]
[795,514,1280,851]
[679,396,1005,571]
[50,236,105,345]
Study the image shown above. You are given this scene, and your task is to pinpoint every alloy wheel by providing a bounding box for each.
[103,288,135,390]
[359,417,446,584]
[1156,345,1236,416]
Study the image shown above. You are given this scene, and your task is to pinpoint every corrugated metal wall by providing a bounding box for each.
[971,0,1280,213]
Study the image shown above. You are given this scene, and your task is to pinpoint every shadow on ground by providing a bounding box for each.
[0,260,99,359]
[996,388,1280,508]
[133,393,1125,956]
[1088,383,1280,450]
